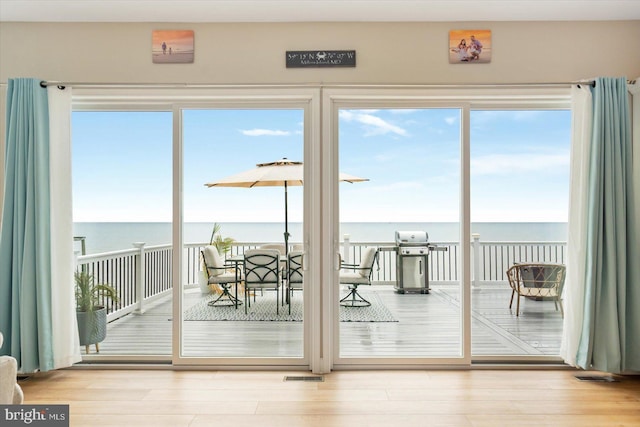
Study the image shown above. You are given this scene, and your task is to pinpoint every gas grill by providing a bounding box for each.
[394,230,444,294]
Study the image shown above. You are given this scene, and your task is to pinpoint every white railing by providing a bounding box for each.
[77,237,566,320]
[77,243,173,322]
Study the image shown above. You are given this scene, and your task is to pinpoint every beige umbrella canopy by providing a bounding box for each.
[204,158,368,253]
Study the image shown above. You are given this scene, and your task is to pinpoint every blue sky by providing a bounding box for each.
[72,108,570,223]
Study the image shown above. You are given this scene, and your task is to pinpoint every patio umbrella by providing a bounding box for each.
[204,158,368,254]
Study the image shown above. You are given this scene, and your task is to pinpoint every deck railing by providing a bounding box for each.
[77,237,566,320]
[77,243,173,321]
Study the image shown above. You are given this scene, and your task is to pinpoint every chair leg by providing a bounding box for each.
[340,285,371,307]
[557,297,564,318]
[208,284,242,307]
[509,289,515,309]
[516,294,520,316]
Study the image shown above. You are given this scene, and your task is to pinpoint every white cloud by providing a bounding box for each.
[471,152,569,175]
[444,116,457,125]
[339,110,408,137]
[240,129,291,136]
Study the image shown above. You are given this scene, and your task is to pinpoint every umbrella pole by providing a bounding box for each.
[284,181,289,256]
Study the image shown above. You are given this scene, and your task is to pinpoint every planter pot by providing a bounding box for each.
[199,268,212,295]
[76,307,107,353]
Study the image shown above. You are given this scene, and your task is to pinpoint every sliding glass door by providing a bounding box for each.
[325,96,469,367]
[72,86,570,369]
[173,89,321,368]
[180,108,307,360]
[72,110,173,359]
[470,109,571,359]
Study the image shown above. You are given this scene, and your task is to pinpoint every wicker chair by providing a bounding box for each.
[506,263,566,317]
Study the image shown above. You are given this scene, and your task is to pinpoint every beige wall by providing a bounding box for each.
[0,20,638,219]
[1,21,639,85]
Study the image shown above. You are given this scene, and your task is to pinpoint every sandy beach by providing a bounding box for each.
[152,51,194,64]
[448,47,491,64]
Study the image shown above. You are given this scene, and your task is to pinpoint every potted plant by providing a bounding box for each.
[209,222,235,255]
[74,270,119,354]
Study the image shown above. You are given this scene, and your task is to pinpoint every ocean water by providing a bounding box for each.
[73,222,567,255]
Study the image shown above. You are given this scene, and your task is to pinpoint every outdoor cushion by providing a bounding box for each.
[339,272,370,284]
[358,247,377,277]
[202,245,224,276]
[208,271,239,284]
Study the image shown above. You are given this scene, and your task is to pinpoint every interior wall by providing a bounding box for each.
[1,21,639,85]
[0,20,638,221]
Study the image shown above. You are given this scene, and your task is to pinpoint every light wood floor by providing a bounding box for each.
[19,368,640,426]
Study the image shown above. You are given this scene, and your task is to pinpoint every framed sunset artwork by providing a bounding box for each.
[152,30,194,63]
[449,30,491,64]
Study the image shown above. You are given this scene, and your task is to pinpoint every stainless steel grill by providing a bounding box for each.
[394,231,434,294]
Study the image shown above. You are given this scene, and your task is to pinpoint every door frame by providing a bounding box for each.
[71,84,570,369]
[169,88,322,369]
[322,87,472,369]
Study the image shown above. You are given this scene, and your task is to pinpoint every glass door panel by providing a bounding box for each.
[181,108,305,358]
[470,109,571,358]
[72,111,173,358]
[337,107,463,359]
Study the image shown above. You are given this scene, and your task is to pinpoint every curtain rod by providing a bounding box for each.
[36,80,604,89]
[1,79,637,89]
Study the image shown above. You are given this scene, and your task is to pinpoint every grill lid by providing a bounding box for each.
[395,231,429,246]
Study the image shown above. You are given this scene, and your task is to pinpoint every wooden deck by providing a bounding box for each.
[90,285,564,360]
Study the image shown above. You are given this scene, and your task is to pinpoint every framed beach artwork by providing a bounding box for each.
[449,30,491,64]
[152,30,194,63]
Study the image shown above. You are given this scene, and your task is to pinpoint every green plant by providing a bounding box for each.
[74,271,119,313]
[209,222,235,255]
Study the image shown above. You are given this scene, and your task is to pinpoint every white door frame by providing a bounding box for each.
[321,87,473,369]
[168,88,322,369]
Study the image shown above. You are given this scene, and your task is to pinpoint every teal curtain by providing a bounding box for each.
[576,77,639,373]
[0,78,54,373]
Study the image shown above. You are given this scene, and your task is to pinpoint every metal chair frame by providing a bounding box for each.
[243,249,282,315]
[286,251,304,314]
[339,248,379,307]
[201,249,242,308]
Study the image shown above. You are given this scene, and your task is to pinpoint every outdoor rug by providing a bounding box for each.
[184,292,397,322]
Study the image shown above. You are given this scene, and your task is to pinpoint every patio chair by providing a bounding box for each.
[339,247,379,307]
[260,243,286,255]
[286,251,304,314]
[243,249,282,314]
[201,246,243,308]
[506,263,566,317]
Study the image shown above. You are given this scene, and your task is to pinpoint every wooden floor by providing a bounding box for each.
[18,369,640,426]
[93,285,564,359]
